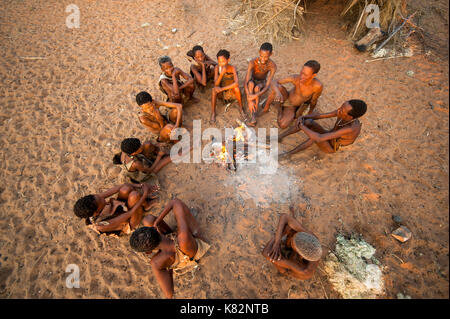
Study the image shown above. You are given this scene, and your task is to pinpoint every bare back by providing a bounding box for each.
[332,118,362,146]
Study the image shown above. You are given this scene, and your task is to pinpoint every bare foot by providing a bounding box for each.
[210,113,216,123]
[247,114,257,127]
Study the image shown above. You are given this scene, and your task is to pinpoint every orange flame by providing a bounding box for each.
[233,124,246,142]
[216,145,229,163]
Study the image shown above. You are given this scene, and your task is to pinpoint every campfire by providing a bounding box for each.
[211,120,266,172]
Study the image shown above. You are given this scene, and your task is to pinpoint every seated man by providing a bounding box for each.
[211,49,244,123]
[187,45,217,90]
[244,42,277,126]
[263,60,323,129]
[129,198,210,299]
[135,91,182,143]
[158,56,196,104]
[279,99,367,156]
[113,137,172,183]
[262,209,322,280]
[73,183,158,235]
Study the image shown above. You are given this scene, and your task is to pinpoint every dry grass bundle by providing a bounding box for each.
[341,0,407,39]
[231,0,306,44]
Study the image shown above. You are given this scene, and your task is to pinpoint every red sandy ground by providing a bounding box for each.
[0,0,448,298]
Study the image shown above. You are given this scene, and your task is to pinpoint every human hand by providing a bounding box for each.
[213,86,222,94]
[268,239,282,262]
[171,92,181,100]
[87,224,101,235]
[248,94,258,101]
[274,91,283,103]
[219,67,227,76]
[295,116,305,128]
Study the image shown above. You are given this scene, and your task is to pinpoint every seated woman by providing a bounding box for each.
[186,45,217,91]
[113,138,171,184]
[210,49,244,122]
[73,183,158,236]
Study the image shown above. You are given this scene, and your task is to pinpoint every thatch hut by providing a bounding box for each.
[231,0,415,54]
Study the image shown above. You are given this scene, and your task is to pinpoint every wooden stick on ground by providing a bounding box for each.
[365,55,412,63]
[19,56,47,60]
[373,11,417,55]
[352,0,367,39]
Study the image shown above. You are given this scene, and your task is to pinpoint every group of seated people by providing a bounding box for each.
[72,41,368,298]
[134,42,367,156]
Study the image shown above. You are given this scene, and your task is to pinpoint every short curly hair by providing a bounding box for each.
[304,60,320,74]
[293,232,322,261]
[136,91,152,106]
[129,227,162,252]
[217,49,230,59]
[73,195,98,218]
[348,99,367,119]
[158,55,172,67]
[260,42,273,52]
[120,138,141,155]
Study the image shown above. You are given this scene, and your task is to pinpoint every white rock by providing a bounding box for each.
[158,22,163,26]
[163,46,169,50]
[171,28,177,33]
[141,22,150,27]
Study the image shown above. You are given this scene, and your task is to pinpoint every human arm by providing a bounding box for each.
[267,213,308,261]
[155,100,183,127]
[152,199,176,232]
[272,76,296,102]
[214,65,226,87]
[299,119,354,143]
[307,82,323,114]
[97,183,134,199]
[147,150,165,173]
[244,60,255,97]
[254,62,277,98]
[150,253,175,298]
[215,66,239,93]
[175,68,194,90]
[270,255,318,280]
[153,198,197,236]
[191,63,207,86]
[94,184,150,232]
[295,109,338,128]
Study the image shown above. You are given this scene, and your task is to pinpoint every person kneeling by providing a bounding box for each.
[262,210,322,280]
